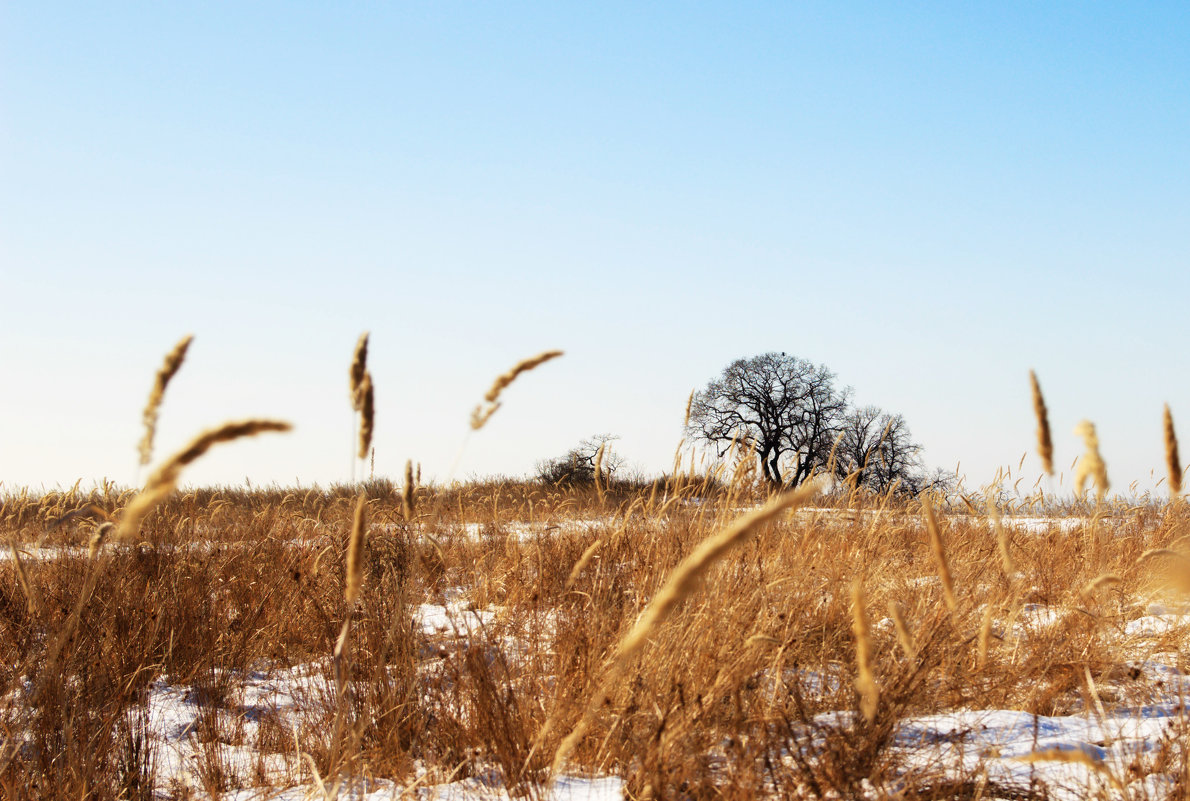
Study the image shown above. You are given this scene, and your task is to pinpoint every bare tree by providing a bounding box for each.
[835,406,924,495]
[687,353,850,487]
[536,434,623,486]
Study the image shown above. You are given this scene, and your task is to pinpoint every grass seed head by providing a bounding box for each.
[348,332,370,411]
[345,493,367,605]
[357,371,374,459]
[138,334,194,466]
[120,420,292,540]
[1164,404,1181,497]
[851,578,879,723]
[470,350,563,430]
[923,499,957,612]
[887,601,916,659]
[403,459,415,521]
[1029,370,1054,477]
[1074,420,1109,501]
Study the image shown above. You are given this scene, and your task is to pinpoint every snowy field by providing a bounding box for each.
[93,579,1190,798]
[7,504,1189,799]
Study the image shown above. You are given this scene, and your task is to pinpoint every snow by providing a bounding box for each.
[893,684,1185,800]
[416,588,499,636]
[136,664,624,800]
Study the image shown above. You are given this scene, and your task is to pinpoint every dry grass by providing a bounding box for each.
[4,352,1190,800]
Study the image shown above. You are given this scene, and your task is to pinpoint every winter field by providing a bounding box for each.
[5,476,1190,800]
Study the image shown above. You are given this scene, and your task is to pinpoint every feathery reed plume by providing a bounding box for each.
[549,479,822,774]
[138,334,194,466]
[357,371,374,459]
[402,459,415,522]
[1164,404,1181,496]
[470,350,563,430]
[565,538,604,590]
[349,332,370,411]
[1029,370,1053,477]
[851,579,879,723]
[922,500,957,612]
[118,420,292,541]
[345,493,367,605]
[683,389,695,428]
[1074,420,1109,501]
[887,601,916,659]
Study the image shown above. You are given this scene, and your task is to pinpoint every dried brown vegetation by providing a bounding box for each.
[2,352,1189,800]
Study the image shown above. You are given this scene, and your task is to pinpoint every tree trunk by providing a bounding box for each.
[758,446,781,486]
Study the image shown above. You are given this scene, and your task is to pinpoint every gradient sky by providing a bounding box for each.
[2,3,1187,494]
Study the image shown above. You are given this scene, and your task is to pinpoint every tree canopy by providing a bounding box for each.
[687,352,930,494]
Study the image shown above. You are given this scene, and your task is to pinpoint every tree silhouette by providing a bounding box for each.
[688,353,931,494]
[687,353,850,487]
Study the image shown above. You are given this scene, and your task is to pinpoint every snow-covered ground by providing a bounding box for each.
[113,590,1190,800]
[892,659,1188,800]
[8,512,1189,798]
[133,595,620,800]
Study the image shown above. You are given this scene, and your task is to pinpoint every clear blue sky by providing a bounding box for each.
[2,3,1187,494]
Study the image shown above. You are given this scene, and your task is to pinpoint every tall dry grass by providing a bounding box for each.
[3,346,1190,800]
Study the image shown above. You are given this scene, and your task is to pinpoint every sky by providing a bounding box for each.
[2,2,1187,495]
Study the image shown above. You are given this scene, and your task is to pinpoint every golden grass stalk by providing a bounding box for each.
[9,545,43,618]
[345,493,367,605]
[1164,404,1181,497]
[565,538,604,590]
[402,459,415,522]
[593,441,606,503]
[349,332,370,411]
[976,605,994,669]
[986,494,1015,577]
[683,389,695,427]
[470,350,563,430]
[118,420,292,541]
[1074,420,1109,502]
[550,479,821,774]
[1029,370,1053,476]
[851,579,879,723]
[922,500,957,612]
[958,494,979,515]
[357,371,374,459]
[138,334,194,466]
[887,601,916,659]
